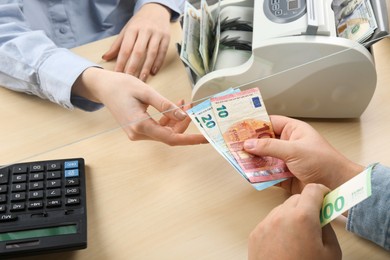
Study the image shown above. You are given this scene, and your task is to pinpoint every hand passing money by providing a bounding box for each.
[187,87,293,191]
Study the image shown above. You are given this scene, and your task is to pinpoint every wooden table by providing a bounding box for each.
[1,23,389,259]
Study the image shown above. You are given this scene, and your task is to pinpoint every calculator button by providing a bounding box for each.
[65,178,79,187]
[28,201,43,209]
[47,199,62,208]
[29,181,44,190]
[12,165,27,174]
[12,174,27,183]
[30,172,44,181]
[0,205,5,212]
[64,160,79,169]
[11,192,26,202]
[47,171,61,179]
[46,189,61,198]
[47,180,61,188]
[30,163,45,172]
[12,183,26,192]
[0,194,7,203]
[0,185,7,193]
[0,171,8,184]
[0,213,17,222]
[29,190,44,200]
[66,197,80,206]
[46,162,61,171]
[10,203,25,211]
[65,187,80,196]
[64,169,79,178]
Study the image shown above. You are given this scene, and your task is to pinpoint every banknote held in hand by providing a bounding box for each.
[187,87,293,191]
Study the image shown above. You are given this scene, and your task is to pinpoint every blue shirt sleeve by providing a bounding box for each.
[346,163,390,250]
[0,3,103,111]
[0,0,185,112]
[134,0,185,20]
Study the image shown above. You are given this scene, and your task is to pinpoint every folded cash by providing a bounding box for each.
[187,87,292,190]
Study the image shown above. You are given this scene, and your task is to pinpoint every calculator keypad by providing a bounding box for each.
[0,159,83,222]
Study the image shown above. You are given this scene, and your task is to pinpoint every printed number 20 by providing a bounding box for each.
[201,114,215,128]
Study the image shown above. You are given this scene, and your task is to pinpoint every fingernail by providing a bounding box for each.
[243,140,256,149]
[152,66,159,75]
[174,109,187,120]
[140,73,147,82]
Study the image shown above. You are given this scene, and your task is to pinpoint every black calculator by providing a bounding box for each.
[0,158,87,257]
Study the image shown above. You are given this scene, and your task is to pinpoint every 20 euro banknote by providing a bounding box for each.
[210,88,292,183]
[187,88,285,189]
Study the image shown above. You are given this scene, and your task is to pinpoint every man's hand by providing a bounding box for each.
[248,184,342,260]
[243,115,365,193]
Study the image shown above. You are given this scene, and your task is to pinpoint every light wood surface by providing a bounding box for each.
[1,23,390,260]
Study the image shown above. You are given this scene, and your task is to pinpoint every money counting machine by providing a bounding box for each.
[181,0,389,118]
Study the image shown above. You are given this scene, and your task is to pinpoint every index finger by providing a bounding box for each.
[136,86,189,122]
[269,115,307,137]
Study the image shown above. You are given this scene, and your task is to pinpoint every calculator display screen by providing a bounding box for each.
[0,225,77,242]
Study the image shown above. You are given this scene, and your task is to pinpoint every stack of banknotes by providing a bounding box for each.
[180,0,220,77]
[334,0,378,44]
[186,87,373,224]
[180,0,253,78]
[187,87,293,191]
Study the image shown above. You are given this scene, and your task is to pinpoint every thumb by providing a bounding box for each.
[243,138,294,161]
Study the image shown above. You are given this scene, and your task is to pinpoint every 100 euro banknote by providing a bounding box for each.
[210,88,292,183]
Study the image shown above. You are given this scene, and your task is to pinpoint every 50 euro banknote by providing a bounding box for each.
[210,88,292,183]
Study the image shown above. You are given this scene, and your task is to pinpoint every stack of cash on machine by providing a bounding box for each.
[180,0,389,118]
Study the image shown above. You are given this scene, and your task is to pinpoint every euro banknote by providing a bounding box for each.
[187,88,243,175]
[210,88,292,183]
[320,165,372,226]
[187,88,285,190]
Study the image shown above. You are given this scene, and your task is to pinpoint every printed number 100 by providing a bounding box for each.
[320,196,345,223]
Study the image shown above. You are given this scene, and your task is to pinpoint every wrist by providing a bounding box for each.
[328,160,365,190]
[142,3,171,20]
[72,67,105,103]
